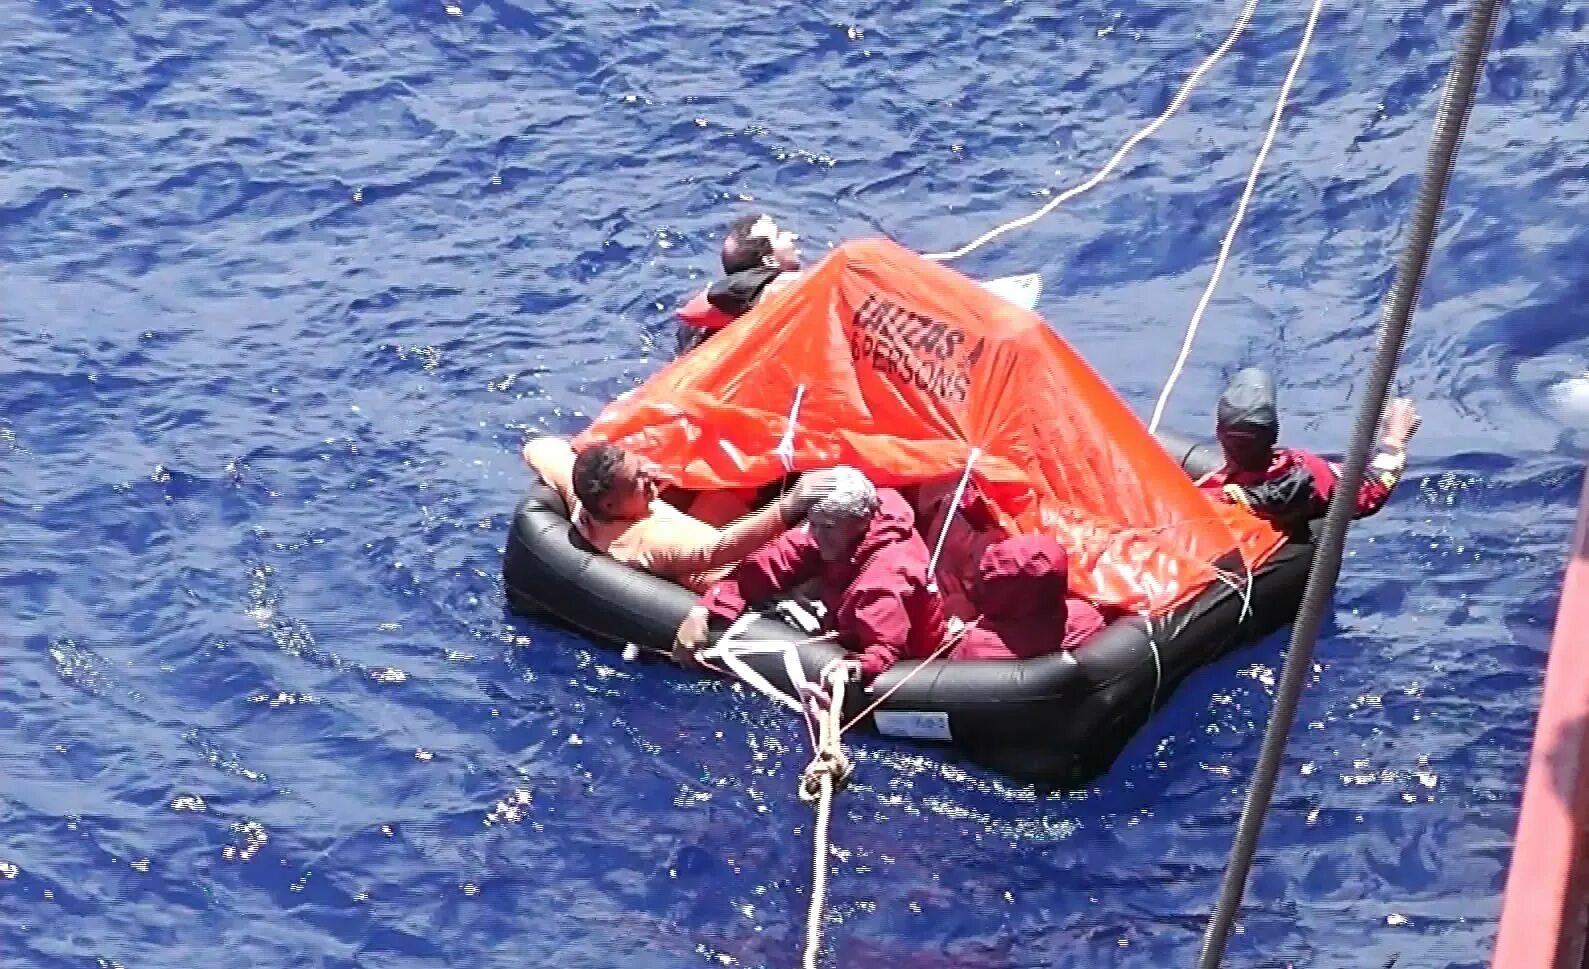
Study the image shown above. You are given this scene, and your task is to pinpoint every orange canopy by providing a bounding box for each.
[574,237,1287,615]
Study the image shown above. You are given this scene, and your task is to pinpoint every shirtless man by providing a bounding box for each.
[522,436,828,592]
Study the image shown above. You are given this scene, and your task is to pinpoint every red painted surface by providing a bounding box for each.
[1493,467,1589,969]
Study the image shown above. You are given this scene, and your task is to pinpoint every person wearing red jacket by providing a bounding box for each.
[672,466,948,683]
[674,213,803,356]
[906,475,1007,623]
[951,535,1108,661]
[1198,367,1422,533]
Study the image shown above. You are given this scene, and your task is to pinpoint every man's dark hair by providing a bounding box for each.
[572,444,628,518]
[721,213,774,274]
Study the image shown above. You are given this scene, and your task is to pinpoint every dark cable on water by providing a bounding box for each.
[1194,0,1505,966]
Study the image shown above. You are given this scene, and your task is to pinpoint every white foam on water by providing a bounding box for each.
[1549,373,1589,428]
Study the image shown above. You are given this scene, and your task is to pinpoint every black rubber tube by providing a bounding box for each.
[1194,1,1504,965]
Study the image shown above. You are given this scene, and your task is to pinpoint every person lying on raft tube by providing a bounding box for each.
[673,466,948,682]
[521,436,830,593]
[1198,367,1422,533]
[675,213,803,357]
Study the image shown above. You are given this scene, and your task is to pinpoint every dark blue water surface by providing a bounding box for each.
[4,0,1586,965]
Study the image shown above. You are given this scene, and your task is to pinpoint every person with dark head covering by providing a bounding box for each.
[674,213,804,356]
[1199,367,1421,531]
[950,535,1107,661]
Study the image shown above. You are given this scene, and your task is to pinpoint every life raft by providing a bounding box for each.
[501,428,1315,785]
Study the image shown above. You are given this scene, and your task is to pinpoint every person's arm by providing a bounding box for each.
[641,475,830,582]
[848,585,914,683]
[1223,398,1421,521]
[764,272,802,296]
[522,436,577,509]
[1300,398,1420,519]
[698,528,823,623]
[648,504,794,592]
[673,527,825,667]
[1358,396,1420,515]
[1347,450,1407,518]
[1221,450,1387,521]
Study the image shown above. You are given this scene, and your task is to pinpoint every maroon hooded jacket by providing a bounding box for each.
[698,488,948,682]
[908,476,1006,622]
[951,535,1107,661]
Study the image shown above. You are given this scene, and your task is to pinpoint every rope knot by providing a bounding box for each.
[798,748,854,804]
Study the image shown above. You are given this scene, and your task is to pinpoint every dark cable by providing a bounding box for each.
[1194,0,1505,965]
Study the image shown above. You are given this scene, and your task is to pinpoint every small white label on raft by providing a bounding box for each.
[873,711,953,742]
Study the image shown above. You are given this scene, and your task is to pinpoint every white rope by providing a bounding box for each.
[919,0,1263,264]
[1144,613,1164,712]
[798,662,852,969]
[1147,0,1328,433]
[841,622,971,735]
[704,644,807,715]
[924,448,982,593]
[698,617,853,969]
[1205,560,1257,634]
[775,384,807,474]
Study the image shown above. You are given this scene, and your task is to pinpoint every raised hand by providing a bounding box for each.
[1380,398,1422,451]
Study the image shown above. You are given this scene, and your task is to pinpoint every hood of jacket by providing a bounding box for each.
[842,487,919,570]
[1216,367,1280,472]
[705,266,785,317]
[974,535,1068,621]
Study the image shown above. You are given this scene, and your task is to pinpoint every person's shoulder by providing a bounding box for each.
[1276,444,1326,463]
[636,501,720,547]
[875,486,917,518]
[865,537,933,582]
[1280,446,1338,477]
[523,434,574,458]
[647,498,708,524]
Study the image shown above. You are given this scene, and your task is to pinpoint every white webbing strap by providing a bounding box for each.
[698,613,804,714]
[924,448,982,594]
[697,611,841,719]
[1212,563,1256,625]
[1140,609,1164,713]
[775,384,807,474]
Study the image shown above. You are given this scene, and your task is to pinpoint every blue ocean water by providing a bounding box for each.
[3,0,1585,965]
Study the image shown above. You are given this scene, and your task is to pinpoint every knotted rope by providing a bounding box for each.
[797,660,855,969]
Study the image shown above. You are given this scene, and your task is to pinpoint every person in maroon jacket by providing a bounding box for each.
[672,466,948,683]
[907,475,1007,623]
[674,213,803,356]
[1198,367,1422,533]
[951,535,1107,661]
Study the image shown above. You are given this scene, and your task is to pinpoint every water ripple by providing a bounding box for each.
[0,0,1580,965]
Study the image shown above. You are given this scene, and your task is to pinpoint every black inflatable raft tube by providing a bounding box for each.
[502,429,1313,785]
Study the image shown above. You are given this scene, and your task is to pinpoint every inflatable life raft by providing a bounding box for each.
[504,237,1313,783]
[502,429,1314,785]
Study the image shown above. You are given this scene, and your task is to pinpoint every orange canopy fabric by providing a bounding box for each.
[573,237,1287,616]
